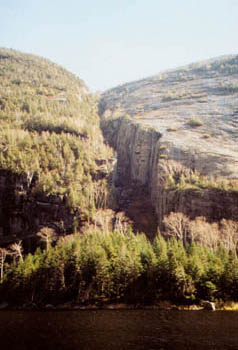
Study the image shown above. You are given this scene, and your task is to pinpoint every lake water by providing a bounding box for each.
[0,309,238,350]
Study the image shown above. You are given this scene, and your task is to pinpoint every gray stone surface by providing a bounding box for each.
[100,55,238,232]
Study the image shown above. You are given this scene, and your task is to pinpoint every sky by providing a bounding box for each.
[1,0,237,91]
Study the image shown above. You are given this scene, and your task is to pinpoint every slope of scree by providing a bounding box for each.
[0,48,114,248]
[100,55,238,236]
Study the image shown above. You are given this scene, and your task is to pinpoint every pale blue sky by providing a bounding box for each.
[1,0,237,91]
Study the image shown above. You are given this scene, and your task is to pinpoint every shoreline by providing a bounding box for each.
[0,300,237,311]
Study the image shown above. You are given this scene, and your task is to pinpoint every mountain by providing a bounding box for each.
[100,55,238,236]
[2,50,238,307]
[0,48,113,247]
[1,49,238,245]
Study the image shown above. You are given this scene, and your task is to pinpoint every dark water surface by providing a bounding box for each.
[0,309,238,350]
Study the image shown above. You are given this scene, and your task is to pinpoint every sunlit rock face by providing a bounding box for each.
[100,55,238,233]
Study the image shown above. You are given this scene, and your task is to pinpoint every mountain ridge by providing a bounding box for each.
[101,53,237,94]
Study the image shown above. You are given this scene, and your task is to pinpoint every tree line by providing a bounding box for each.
[1,226,238,307]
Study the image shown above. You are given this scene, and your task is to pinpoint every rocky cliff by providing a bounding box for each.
[100,55,238,235]
[0,170,80,249]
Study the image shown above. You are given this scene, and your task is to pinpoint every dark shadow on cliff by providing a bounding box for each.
[159,186,238,224]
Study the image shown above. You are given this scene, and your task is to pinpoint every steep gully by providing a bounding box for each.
[1,108,238,249]
[100,114,238,238]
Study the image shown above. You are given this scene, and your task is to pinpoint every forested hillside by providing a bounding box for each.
[0,48,113,244]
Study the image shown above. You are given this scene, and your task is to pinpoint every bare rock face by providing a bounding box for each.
[0,170,81,249]
[100,55,238,235]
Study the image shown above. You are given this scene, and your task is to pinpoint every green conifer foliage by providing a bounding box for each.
[0,48,113,222]
[1,229,237,306]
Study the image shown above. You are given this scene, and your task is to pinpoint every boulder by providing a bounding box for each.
[201,300,216,311]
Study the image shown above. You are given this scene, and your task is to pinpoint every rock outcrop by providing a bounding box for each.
[0,170,81,249]
[201,300,216,311]
[100,55,238,235]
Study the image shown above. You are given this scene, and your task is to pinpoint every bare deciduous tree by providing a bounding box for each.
[220,219,238,253]
[163,212,190,245]
[163,213,221,250]
[0,248,7,282]
[37,227,56,251]
[115,211,132,234]
[189,217,219,250]
[9,241,23,262]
